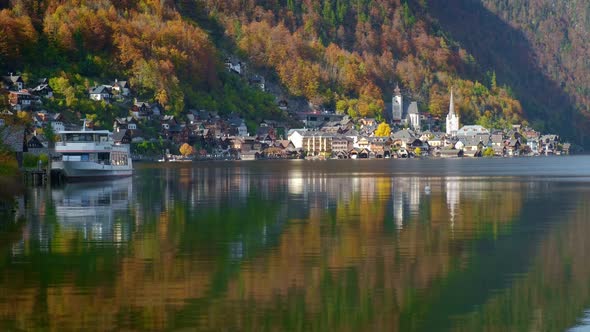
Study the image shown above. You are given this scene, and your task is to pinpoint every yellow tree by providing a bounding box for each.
[179,143,194,156]
[374,122,391,137]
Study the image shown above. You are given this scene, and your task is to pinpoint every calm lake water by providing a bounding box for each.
[3,156,590,331]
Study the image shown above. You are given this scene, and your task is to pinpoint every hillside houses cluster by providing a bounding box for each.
[118,107,567,160]
[1,74,53,111]
[225,57,267,92]
[284,124,566,159]
[1,72,570,160]
[88,79,131,102]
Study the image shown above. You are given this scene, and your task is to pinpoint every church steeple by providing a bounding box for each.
[392,84,403,122]
[446,88,459,136]
[449,88,455,115]
[394,84,401,97]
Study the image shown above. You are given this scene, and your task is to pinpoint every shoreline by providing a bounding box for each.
[135,153,572,163]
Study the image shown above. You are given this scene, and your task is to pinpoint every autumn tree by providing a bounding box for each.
[0,9,37,66]
[179,143,194,156]
[374,122,391,137]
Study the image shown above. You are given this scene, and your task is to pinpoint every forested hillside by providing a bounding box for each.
[0,0,283,128]
[2,0,585,143]
[199,0,523,125]
[429,0,590,144]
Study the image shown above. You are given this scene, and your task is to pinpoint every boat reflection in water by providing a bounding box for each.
[51,177,133,244]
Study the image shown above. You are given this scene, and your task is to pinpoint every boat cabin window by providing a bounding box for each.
[98,153,110,165]
[62,133,109,142]
[111,152,128,166]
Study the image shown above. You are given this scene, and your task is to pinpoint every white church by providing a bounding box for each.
[391,85,421,131]
[446,89,460,136]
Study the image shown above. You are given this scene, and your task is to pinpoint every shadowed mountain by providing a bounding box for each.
[427,0,588,145]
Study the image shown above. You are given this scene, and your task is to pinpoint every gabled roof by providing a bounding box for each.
[2,75,23,84]
[343,129,359,136]
[508,139,521,147]
[540,134,559,141]
[112,129,129,142]
[456,125,490,136]
[228,117,244,127]
[134,100,150,108]
[405,101,419,115]
[89,85,112,95]
[275,140,291,149]
[491,134,504,143]
[9,90,32,97]
[31,84,52,93]
[113,80,129,88]
[300,131,333,138]
[26,135,45,148]
[332,135,353,142]
[0,126,25,152]
[459,136,485,147]
[391,129,416,140]
[287,128,308,137]
[161,115,175,122]
[115,116,136,124]
[256,126,273,136]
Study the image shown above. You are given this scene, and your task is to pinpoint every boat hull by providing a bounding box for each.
[56,161,133,179]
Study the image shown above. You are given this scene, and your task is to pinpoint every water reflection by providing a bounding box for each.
[53,178,132,243]
[0,160,590,331]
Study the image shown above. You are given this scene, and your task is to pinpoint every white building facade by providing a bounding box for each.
[446,89,460,136]
[392,85,403,122]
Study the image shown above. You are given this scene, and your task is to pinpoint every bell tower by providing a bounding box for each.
[392,85,402,122]
[446,89,459,136]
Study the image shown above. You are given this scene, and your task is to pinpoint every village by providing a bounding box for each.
[0,71,570,166]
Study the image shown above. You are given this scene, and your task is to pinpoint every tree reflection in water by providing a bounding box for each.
[0,162,588,331]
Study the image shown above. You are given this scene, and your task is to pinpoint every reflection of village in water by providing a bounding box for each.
[13,166,524,260]
[12,178,133,256]
[6,163,590,331]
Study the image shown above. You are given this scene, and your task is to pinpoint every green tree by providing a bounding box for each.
[43,122,56,149]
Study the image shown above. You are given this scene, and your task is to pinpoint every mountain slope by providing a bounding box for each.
[429,0,590,144]
[0,0,284,128]
[196,0,524,125]
[0,0,573,141]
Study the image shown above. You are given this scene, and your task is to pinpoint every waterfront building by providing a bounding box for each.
[302,132,332,156]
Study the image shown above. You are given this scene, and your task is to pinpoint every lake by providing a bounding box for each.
[2,156,590,331]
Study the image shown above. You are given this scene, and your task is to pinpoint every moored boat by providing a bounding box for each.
[52,122,133,179]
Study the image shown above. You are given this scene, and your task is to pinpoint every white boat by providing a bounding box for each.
[52,122,133,179]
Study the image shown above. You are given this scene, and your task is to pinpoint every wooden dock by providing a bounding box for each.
[23,169,48,186]
[23,168,64,187]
